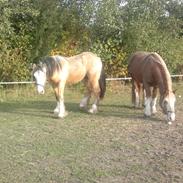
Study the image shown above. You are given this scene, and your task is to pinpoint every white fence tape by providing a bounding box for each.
[0,75,183,85]
[0,81,35,85]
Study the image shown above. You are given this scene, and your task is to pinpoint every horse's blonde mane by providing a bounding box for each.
[151,52,172,92]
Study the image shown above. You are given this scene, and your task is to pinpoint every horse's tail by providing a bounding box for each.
[99,66,106,99]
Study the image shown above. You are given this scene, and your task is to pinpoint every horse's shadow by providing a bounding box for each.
[98,103,163,123]
[0,100,163,123]
[0,100,85,119]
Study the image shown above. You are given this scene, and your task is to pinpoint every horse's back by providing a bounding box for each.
[66,52,102,83]
[128,51,150,82]
[128,51,170,86]
[128,51,149,69]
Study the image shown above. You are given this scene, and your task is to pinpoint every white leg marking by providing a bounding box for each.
[144,97,152,116]
[58,100,67,118]
[151,97,157,114]
[54,102,59,114]
[88,104,98,114]
[135,89,140,107]
[143,89,146,106]
[80,96,89,109]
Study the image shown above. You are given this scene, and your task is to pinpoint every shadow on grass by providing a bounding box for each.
[0,100,163,123]
[98,104,163,123]
[100,103,144,110]
[0,100,86,119]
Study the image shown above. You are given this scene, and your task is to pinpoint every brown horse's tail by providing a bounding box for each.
[99,66,106,99]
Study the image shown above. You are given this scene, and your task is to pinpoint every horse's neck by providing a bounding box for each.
[158,81,168,96]
[151,53,172,95]
[158,66,172,96]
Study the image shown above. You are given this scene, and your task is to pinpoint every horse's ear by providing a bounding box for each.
[32,63,37,70]
[38,61,43,67]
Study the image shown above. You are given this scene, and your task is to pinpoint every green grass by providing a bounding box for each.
[0,82,183,183]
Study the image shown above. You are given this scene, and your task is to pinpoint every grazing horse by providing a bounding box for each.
[128,51,176,124]
[33,52,106,118]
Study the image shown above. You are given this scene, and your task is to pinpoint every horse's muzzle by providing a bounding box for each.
[166,112,175,122]
[38,90,45,95]
[37,86,45,95]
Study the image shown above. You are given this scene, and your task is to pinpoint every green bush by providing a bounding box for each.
[0,48,29,82]
[91,38,128,78]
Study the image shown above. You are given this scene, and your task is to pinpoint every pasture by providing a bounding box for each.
[0,81,183,183]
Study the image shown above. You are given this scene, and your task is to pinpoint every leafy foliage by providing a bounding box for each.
[91,38,127,77]
[0,48,29,82]
[0,0,183,81]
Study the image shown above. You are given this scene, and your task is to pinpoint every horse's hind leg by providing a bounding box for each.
[151,87,158,114]
[88,79,100,114]
[79,91,91,110]
[80,79,91,110]
[132,80,141,108]
[144,85,152,117]
[80,94,90,109]
[88,95,100,114]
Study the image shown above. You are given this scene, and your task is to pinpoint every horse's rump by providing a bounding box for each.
[128,51,171,89]
[63,52,102,84]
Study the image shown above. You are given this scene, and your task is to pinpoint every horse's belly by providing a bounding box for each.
[67,72,86,84]
[130,71,143,83]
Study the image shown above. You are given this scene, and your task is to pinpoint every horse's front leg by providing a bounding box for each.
[88,82,100,114]
[144,97,152,117]
[53,86,60,114]
[151,87,158,115]
[53,83,67,118]
[132,80,141,108]
[144,85,152,117]
[54,101,59,114]
[88,97,99,114]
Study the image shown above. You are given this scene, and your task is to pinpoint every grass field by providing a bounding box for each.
[0,82,183,183]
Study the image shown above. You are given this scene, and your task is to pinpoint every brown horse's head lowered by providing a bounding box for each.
[128,51,176,124]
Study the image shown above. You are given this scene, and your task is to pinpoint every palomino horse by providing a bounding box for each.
[33,52,106,118]
[128,51,176,124]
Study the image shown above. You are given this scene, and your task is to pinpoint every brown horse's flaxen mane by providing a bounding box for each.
[148,52,172,94]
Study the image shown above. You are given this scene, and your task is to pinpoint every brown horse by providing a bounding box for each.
[128,51,176,124]
[33,52,106,118]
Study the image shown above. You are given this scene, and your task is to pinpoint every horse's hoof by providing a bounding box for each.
[88,108,97,114]
[54,110,59,115]
[144,114,150,118]
[167,121,172,125]
[151,109,157,115]
[58,111,68,118]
